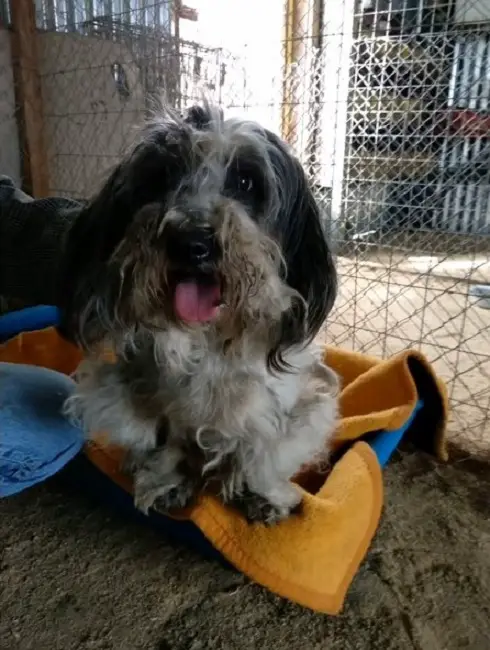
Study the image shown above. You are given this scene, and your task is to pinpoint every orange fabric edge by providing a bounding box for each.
[83,439,383,614]
[330,347,449,461]
[189,442,383,614]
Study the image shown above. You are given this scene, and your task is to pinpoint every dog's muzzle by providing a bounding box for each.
[165,222,223,324]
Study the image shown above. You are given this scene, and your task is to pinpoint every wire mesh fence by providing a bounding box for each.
[1,0,490,454]
[329,0,490,456]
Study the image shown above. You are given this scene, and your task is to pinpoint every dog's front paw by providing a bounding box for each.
[134,468,196,515]
[120,450,144,476]
[153,480,197,514]
[231,487,303,526]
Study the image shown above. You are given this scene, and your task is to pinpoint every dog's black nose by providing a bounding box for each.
[167,225,219,268]
[187,237,212,262]
[181,228,216,263]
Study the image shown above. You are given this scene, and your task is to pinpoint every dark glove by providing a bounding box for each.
[0,176,83,308]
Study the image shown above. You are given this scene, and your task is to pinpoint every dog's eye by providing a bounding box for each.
[224,161,264,206]
[237,173,254,194]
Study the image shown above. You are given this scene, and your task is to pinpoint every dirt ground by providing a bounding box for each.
[1,448,489,650]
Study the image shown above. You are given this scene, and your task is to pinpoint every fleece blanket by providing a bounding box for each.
[0,318,448,614]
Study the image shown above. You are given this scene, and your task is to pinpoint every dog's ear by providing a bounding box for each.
[59,160,134,345]
[267,292,308,372]
[59,117,191,346]
[74,162,132,259]
[267,157,337,370]
[283,167,337,341]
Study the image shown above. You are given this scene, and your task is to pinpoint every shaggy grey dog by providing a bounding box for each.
[65,104,339,525]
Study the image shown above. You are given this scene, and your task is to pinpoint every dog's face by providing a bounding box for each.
[62,104,336,367]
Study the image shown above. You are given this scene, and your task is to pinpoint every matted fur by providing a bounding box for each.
[66,329,339,523]
[64,103,339,524]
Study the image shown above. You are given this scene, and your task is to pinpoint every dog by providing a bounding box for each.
[64,103,339,524]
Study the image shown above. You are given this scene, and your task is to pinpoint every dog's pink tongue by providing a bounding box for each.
[174,282,221,323]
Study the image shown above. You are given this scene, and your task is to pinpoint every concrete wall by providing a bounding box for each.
[0,28,21,185]
[38,31,146,199]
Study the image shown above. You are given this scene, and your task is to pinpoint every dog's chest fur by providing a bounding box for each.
[136,327,317,441]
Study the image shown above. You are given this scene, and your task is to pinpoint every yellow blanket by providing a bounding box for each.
[0,328,448,614]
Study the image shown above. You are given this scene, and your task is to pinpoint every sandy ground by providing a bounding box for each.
[1,448,489,650]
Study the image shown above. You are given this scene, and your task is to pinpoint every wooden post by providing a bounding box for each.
[10,0,49,197]
[281,0,295,142]
[281,0,308,145]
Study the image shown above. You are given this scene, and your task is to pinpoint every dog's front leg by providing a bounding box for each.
[223,438,303,525]
[231,365,338,525]
[195,426,303,525]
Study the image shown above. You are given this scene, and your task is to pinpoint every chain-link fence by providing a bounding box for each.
[289,0,490,456]
[328,0,490,456]
[1,0,490,454]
